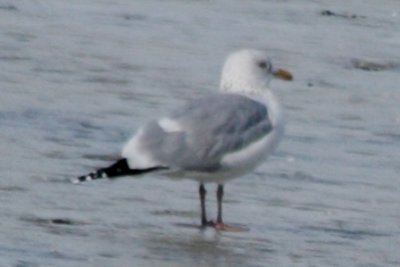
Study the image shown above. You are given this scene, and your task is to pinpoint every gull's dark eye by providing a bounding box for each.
[258,61,267,69]
[258,61,272,72]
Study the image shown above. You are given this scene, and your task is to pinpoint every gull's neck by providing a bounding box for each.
[220,82,274,104]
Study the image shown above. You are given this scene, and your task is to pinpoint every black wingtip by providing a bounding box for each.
[72,158,169,184]
[72,158,133,184]
[71,175,89,184]
[72,169,108,184]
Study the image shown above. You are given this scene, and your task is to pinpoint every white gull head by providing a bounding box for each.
[219,49,292,95]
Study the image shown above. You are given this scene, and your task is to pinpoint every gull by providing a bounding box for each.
[74,49,292,230]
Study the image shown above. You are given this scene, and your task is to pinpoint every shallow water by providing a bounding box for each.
[1,0,399,266]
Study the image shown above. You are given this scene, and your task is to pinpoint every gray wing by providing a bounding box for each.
[139,94,273,171]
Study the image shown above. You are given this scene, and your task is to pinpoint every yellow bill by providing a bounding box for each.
[273,68,293,81]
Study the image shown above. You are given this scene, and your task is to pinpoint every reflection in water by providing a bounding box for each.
[143,230,268,267]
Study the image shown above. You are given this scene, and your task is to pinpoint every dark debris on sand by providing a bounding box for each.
[351,58,398,72]
[321,9,366,19]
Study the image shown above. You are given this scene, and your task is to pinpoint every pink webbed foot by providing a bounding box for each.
[205,220,250,232]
